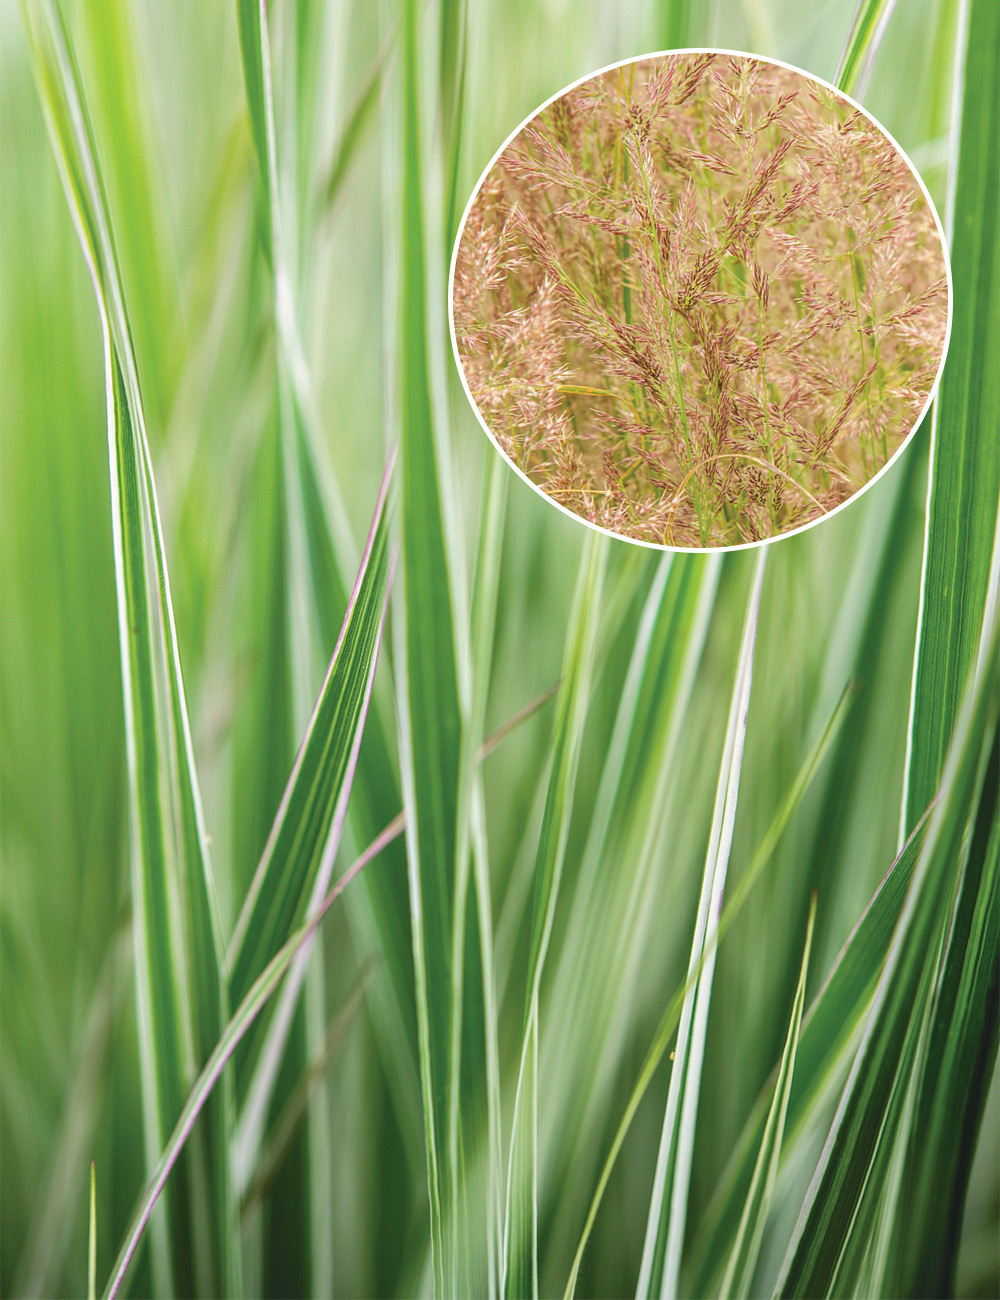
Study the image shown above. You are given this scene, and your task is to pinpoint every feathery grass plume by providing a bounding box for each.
[453,53,948,547]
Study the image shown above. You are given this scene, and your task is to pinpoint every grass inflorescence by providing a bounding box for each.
[453,54,949,547]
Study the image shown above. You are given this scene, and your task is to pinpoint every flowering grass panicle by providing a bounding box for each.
[453,54,949,547]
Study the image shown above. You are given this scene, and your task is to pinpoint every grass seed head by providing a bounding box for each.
[454,53,949,547]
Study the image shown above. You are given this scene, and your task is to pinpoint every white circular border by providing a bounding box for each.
[447,47,954,555]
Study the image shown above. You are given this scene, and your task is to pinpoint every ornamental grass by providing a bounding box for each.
[454,54,949,547]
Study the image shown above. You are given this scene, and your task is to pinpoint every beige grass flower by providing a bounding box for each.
[453,54,949,548]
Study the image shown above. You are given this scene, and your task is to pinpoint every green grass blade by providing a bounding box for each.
[655,0,699,48]
[850,753,998,1300]
[236,667,559,1206]
[885,735,999,1295]
[467,452,509,1298]
[440,0,468,246]
[105,926,310,1299]
[688,813,927,1297]
[719,898,816,1300]
[88,1162,97,1300]
[232,671,562,1194]
[228,475,395,1196]
[882,1,1000,1284]
[236,0,418,1106]
[229,413,296,910]
[320,26,395,214]
[685,453,927,1300]
[835,0,897,94]
[551,553,716,965]
[397,74,459,1300]
[65,0,175,427]
[103,461,394,1296]
[772,625,999,1297]
[563,663,852,1300]
[393,0,500,1289]
[521,538,606,1018]
[234,9,420,1283]
[541,553,720,1270]
[875,530,1000,1296]
[241,962,373,1216]
[11,928,131,1299]
[103,778,394,1300]
[22,3,238,1292]
[236,0,271,235]
[112,187,238,1300]
[503,535,607,1300]
[505,989,541,1300]
[637,555,766,1300]
[902,0,999,838]
[226,458,392,1012]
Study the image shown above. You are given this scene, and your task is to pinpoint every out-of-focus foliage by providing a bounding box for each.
[1,0,996,1297]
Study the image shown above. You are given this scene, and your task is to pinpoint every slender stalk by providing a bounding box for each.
[756,296,779,525]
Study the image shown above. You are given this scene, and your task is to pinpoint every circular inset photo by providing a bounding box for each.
[450,52,951,549]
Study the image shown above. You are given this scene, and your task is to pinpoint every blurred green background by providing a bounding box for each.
[1,0,996,1296]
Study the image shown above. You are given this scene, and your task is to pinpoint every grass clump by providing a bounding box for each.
[453,54,949,547]
[3,2,997,1298]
